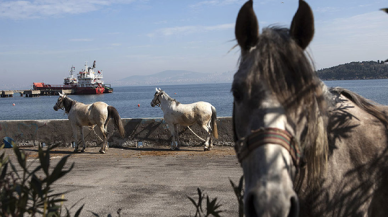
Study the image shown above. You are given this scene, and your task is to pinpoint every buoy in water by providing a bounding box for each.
[174,93,177,94]
[138,104,140,107]
[12,103,15,106]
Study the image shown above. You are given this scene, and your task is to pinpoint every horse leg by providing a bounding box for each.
[80,126,86,152]
[174,124,180,150]
[72,124,80,152]
[207,120,214,150]
[98,124,107,154]
[168,123,176,150]
[201,124,211,151]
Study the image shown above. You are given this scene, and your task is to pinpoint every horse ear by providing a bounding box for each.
[235,0,259,51]
[290,0,314,50]
[155,87,158,92]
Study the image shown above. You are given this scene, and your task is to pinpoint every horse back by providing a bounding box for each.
[89,102,109,124]
[300,91,388,216]
[69,102,108,126]
[165,101,213,126]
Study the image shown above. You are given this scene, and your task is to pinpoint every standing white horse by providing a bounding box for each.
[151,88,218,151]
[53,93,125,153]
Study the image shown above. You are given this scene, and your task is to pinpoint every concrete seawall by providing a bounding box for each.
[0,117,234,148]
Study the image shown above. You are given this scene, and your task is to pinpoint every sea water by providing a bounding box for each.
[1,80,388,121]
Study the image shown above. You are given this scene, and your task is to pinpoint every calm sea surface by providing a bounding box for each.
[1,80,388,121]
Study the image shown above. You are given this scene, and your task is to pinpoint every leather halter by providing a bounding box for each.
[55,97,65,110]
[153,92,163,107]
[235,128,301,167]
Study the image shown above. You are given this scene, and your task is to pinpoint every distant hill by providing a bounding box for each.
[317,61,388,80]
[112,70,234,86]
[112,61,388,86]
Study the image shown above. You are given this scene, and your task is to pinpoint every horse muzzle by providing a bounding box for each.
[235,128,301,217]
[53,105,58,111]
[241,145,299,217]
[244,183,299,217]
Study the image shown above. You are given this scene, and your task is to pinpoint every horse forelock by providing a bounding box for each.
[237,26,330,187]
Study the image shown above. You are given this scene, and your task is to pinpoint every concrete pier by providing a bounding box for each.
[24,90,41,97]
[0,117,234,148]
[39,89,73,96]
[1,89,74,97]
[1,90,14,97]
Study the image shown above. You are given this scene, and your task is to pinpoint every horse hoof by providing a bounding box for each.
[81,149,85,153]
[204,148,208,151]
[73,149,78,153]
[99,150,105,154]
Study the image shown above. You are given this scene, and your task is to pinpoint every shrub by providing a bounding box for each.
[0,144,83,216]
[187,176,244,217]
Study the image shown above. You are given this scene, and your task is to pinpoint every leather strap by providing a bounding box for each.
[235,128,300,166]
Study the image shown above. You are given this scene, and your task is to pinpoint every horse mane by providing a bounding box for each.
[63,96,76,113]
[162,91,180,105]
[245,27,329,188]
[330,87,388,127]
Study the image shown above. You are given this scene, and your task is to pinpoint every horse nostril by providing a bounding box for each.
[288,196,299,217]
[245,192,259,217]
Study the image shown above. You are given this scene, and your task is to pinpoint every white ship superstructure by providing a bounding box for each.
[63,66,78,85]
[77,61,104,88]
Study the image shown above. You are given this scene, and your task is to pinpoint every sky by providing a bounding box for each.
[1,0,387,89]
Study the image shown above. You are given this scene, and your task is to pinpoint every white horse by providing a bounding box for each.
[53,93,125,153]
[150,88,218,151]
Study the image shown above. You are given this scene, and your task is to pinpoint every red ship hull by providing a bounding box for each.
[75,87,104,94]
[33,83,105,95]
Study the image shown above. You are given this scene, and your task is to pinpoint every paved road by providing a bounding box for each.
[7,146,243,216]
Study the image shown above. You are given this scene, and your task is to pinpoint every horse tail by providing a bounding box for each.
[107,106,125,138]
[211,106,218,139]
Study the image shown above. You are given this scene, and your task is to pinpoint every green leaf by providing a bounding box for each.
[65,208,71,217]
[187,196,198,207]
[9,161,21,179]
[38,145,50,176]
[13,145,26,170]
[230,176,244,217]
[26,165,42,181]
[47,156,74,185]
[0,161,8,180]
[197,188,203,212]
[74,204,84,217]
[206,196,223,217]
[89,211,100,217]
[30,174,43,198]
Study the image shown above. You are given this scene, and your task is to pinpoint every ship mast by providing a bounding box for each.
[70,66,75,77]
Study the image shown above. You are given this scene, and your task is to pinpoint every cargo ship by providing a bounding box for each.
[33,61,113,94]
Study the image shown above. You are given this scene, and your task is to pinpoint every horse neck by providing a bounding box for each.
[63,97,76,113]
[160,93,176,109]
